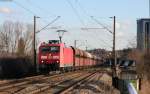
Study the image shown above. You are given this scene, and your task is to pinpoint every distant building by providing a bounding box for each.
[137,18,150,51]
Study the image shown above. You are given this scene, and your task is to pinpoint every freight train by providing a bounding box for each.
[38,40,101,72]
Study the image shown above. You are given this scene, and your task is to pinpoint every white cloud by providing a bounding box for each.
[114,20,136,49]
[116,31,124,37]
[116,22,121,29]
[0,7,13,14]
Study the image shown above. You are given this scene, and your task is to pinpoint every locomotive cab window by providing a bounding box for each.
[41,46,60,53]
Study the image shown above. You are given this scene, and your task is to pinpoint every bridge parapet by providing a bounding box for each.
[118,69,138,80]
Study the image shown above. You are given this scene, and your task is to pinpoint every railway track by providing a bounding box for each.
[25,72,86,94]
[57,72,101,94]
[37,71,97,94]
[0,71,62,86]
[58,71,120,94]
[49,70,118,94]
[0,70,90,94]
[0,68,118,94]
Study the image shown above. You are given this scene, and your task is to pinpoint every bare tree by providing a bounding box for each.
[23,24,34,56]
[17,37,25,56]
[12,22,24,53]
[127,36,137,48]
[0,21,35,57]
[0,21,14,53]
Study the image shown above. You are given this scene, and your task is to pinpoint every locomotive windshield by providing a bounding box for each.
[41,46,60,53]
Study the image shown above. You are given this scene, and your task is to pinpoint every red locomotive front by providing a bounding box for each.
[38,40,61,71]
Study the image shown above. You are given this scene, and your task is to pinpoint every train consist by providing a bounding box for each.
[38,40,101,72]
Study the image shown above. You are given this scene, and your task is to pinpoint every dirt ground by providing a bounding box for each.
[70,73,120,94]
[139,77,150,94]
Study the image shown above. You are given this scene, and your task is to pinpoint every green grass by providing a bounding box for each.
[130,80,137,90]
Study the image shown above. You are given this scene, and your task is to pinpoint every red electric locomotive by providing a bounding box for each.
[38,40,73,72]
[38,40,101,72]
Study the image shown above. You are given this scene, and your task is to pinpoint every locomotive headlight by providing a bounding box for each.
[56,60,59,63]
[42,60,44,63]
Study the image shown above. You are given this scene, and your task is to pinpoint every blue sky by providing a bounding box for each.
[0,0,149,50]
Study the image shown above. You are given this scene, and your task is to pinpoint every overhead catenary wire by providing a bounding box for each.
[65,1,94,42]
[79,29,112,49]
[94,31,112,47]
[75,0,112,34]
[25,0,69,32]
[25,0,58,24]
[91,16,112,34]
[74,0,112,48]
[13,0,36,15]
[65,0,85,26]
[36,16,61,33]
[75,0,90,19]
[25,0,57,18]
[89,32,112,49]
[16,0,111,50]
[13,0,62,33]
[13,0,46,23]
[65,0,113,49]
[13,1,54,25]
[15,0,112,49]
[80,28,112,49]
[75,0,112,33]
[63,0,86,28]
[65,0,111,49]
